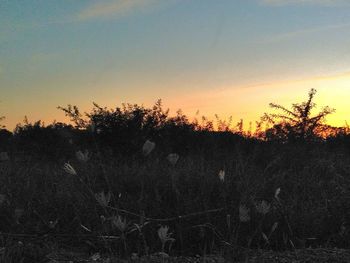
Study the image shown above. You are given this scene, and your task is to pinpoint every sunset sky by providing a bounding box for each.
[1,0,350,130]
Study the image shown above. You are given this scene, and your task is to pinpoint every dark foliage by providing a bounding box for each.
[262,89,336,142]
[0,90,349,259]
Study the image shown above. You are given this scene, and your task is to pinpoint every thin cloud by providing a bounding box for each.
[259,22,350,43]
[261,0,349,6]
[77,0,159,21]
[242,70,350,89]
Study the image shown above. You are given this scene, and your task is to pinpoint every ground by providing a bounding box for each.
[46,248,350,263]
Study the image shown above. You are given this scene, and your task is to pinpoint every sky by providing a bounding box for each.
[1,0,350,130]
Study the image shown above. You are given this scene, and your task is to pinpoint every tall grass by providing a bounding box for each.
[0,96,349,261]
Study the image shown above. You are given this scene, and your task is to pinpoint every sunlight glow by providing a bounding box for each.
[165,72,350,129]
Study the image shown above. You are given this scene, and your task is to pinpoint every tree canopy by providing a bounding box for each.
[262,88,336,142]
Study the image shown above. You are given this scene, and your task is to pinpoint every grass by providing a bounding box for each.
[0,94,349,262]
[0,131,349,262]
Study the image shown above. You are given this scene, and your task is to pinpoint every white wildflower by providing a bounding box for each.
[275,188,281,199]
[63,163,77,175]
[167,153,179,166]
[112,215,128,233]
[48,219,59,229]
[158,225,175,250]
[94,191,111,207]
[271,222,278,233]
[142,140,155,156]
[255,200,271,215]
[218,170,225,182]
[90,253,101,261]
[76,150,90,162]
[262,232,269,244]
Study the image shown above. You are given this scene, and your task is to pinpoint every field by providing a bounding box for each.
[0,95,350,262]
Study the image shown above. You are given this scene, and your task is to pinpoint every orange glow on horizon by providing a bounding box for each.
[2,72,350,131]
[165,71,350,129]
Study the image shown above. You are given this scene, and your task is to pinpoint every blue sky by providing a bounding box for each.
[1,0,350,129]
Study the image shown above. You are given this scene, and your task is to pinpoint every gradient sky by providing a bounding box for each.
[1,0,350,130]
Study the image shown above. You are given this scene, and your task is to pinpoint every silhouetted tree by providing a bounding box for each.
[57,104,87,129]
[59,100,190,154]
[0,115,4,129]
[13,118,76,159]
[262,89,335,142]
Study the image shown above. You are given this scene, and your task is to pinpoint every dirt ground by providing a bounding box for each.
[46,248,350,263]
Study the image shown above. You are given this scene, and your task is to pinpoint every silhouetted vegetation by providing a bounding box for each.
[262,89,337,142]
[0,117,4,129]
[0,89,350,261]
